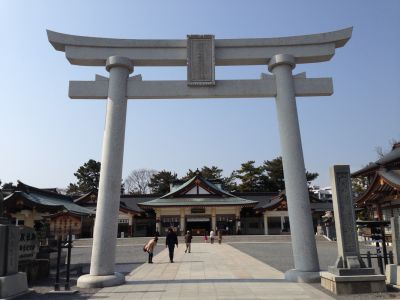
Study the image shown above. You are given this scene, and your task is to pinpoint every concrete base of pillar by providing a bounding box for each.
[328,266,375,276]
[0,272,30,299]
[284,269,321,283]
[77,272,125,288]
[320,271,386,295]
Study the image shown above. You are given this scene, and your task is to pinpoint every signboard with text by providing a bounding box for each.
[18,226,39,261]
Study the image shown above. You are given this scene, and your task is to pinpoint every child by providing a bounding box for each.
[143,236,158,263]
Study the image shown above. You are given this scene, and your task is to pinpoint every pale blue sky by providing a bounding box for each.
[0,1,399,189]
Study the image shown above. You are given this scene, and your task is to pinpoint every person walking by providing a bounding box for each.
[210,230,215,244]
[218,230,222,244]
[204,231,208,243]
[184,230,192,253]
[166,227,178,263]
[143,236,158,264]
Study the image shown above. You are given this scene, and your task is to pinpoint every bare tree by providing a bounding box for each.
[375,146,384,158]
[375,138,400,158]
[124,169,156,194]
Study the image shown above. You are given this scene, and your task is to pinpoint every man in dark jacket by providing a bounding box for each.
[165,227,178,263]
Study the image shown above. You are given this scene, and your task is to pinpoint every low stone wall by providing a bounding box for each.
[37,250,66,268]
[18,259,49,283]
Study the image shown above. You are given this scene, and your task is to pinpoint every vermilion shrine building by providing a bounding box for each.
[352,142,400,221]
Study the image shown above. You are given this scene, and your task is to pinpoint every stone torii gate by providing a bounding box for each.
[47,28,352,287]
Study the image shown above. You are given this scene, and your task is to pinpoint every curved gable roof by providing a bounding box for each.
[160,175,232,198]
[354,170,400,206]
[139,175,258,208]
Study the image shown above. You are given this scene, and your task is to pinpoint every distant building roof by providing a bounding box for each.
[4,181,94,216]
[352,143,400,177]
[120,194,159,212]
[253,190,332,212]
[74,188,144,213]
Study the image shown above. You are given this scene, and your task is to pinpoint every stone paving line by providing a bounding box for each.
[91,243,334,300]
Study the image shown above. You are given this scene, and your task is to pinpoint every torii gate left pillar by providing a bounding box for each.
[77,57,133,287]
[47,28,352,287]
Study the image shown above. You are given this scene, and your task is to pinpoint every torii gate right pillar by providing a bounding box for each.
[269,54,320,282]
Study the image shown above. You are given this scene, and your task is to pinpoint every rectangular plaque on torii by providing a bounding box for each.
[187,35,215,86]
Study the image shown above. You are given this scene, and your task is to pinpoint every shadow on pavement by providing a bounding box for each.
[124,278,286,285]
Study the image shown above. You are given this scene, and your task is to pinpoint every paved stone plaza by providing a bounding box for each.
[92,243,332,299]
[20,237,400,299]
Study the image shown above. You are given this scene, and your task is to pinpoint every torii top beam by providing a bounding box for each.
[47,28,352,67]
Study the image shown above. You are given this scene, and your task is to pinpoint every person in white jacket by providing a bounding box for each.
[210,230,215,244]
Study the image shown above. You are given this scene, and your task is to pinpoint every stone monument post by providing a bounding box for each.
[0,191,3,217]
[0,225,29,298]
[269,54,320,282]
[320,165,386,294]
[391,217,400,265]
[329,165,366,272]
[385,217,400,284]
[77,56,132,288]
[0,191,9,225]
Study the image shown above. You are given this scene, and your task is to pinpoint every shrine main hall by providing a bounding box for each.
[139,174,259,236]
[129,173,331,236]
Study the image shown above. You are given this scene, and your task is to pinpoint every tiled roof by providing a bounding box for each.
[4,181,94,216]
[380,169,400,187]
[352,145,400,177]
[139,175,258,208]
[120,195,159,212]
[351,162,379,177]
[253,190,331,211]
[376,147,400,165]
[161,176,235,199]
[254,196,282,210]
[73,188,149,213]
[355,170,400,206]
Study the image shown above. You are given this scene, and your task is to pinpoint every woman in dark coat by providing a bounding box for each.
[165,227,178,263]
